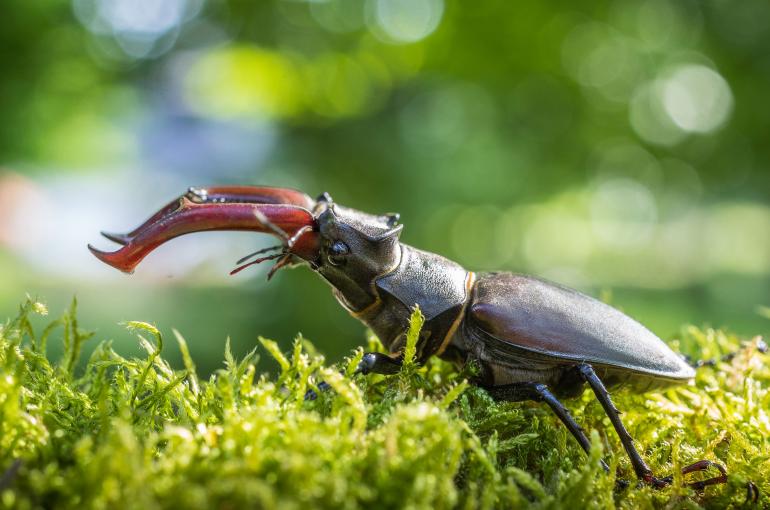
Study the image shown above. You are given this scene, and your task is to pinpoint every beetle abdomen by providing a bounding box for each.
[465,273,695,385]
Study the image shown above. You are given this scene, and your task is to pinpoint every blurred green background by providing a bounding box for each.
[1,0,769,374]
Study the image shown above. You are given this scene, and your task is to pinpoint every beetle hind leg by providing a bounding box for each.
[485,382,610,474]
[577,363,727,490]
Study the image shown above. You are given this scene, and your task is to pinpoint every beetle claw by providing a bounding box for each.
[643,459,727,490]
[682,459,728,490]
[746,481,760,504]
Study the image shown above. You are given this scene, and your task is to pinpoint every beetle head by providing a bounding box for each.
[312,198,403,312]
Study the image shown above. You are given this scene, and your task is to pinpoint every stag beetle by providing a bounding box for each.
[89,185,728,491]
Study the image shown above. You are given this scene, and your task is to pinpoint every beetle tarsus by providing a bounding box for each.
[642,460,727,490]
[684,337,768,368]
[643,474,672,489]
[0,459,22,491]
[681,460,728,490]
[746,481,760,504]
[304,381,332,401]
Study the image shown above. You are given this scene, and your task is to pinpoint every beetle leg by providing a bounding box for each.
[575,364,652,480]
[304,352,402,401]
[0,459,22,491]
[678,460,728,490]
[577,363,727,489]
[745,481,760,504]
[683,338,767,368]
[485,382,610,474]
[355,352,402,375]
[304,381,332,401]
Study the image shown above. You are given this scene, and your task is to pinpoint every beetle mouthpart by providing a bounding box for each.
[229,252,286,275]
[235,245,284,265]
[89,188,320,274]
[229,225,316,277]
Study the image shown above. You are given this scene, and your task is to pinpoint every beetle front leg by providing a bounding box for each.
[304,352,402,400]
[304,381,332,401]
[355,352,402,375]
[577,363,727,489]
[486,382,610,474]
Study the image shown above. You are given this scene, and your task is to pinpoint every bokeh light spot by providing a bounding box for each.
[102,0,187,33]
[706,203,770,275]
[662,64,733,133]
[629,81,687,146]
[593,140,663,189]
[310,0,365,33]
[73,0,202,59]
[449,206,506,269]
[184,46,301,120]
[368,0,444,44]
[522,206,593,278]
[305,54,377,118]
[562,22,642,102]
[590,178,658,250]
[400,83,496,155]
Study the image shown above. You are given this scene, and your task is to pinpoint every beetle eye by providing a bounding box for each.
[327,240,350,266]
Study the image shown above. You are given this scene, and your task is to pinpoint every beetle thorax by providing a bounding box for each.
[350,244,471,361]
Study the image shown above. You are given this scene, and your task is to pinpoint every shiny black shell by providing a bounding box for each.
[454,273,695,391]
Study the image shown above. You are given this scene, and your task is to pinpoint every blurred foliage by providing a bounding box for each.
[1,0,770,371]
[2,0,770,186]
[2,300,769,508]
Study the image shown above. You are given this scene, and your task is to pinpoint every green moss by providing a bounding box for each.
[1,298,768,509]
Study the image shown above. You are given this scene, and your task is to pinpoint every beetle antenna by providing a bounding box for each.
[236,245,283,265]
[230,253,285,275]
[267,254,294,281]
[232,224,313,278]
